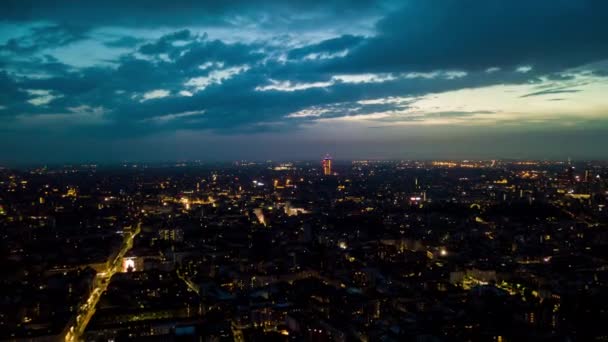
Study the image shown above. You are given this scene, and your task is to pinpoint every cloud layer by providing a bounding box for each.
[1,0,608,162]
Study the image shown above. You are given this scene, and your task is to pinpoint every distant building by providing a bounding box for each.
[322,154,332,175]
[159,228,184,242]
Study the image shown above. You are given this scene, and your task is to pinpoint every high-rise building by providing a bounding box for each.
[159,228,184,242]
[322,154,332,175]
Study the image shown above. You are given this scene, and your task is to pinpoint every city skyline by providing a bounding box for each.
[2,3,608,338]
[1,158,607,340]
[1,1,608,162]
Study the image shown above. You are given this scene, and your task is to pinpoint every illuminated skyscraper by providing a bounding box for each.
[322,154,332,175]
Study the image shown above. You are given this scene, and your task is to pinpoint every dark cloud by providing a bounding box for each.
[428,110,496,118]
[365,111,497,125]
[0,71,28,107]
[0,25,89,55]
[104,36,145,48]
[546,73,577,81]
[93,63,538,135]
[174,39,265,69]
[287,35,365,60]
[328,0,608,73]
[0,0,383,29]
[521,89,582,98]
[0,40,550,137]
[593,70,608,77]
[1,54,73,77]
[139,29,195,55]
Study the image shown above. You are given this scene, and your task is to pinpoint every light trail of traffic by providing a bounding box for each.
[64,222,141,342]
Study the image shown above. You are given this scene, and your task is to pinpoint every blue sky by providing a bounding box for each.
[1,0,608,163]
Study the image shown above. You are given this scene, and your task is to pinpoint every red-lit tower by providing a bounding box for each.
[322,154,332,176]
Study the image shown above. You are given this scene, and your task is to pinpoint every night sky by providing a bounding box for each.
[1,0,608,163]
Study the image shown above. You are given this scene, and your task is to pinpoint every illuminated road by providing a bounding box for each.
[462,275,539,298]
[177,270,200,296]
[560,207,595,227]
[64,222,141,342]
[232,325,245,342]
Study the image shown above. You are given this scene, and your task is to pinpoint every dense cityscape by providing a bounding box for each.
[2,2,608,340]
[1,158,607,341]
